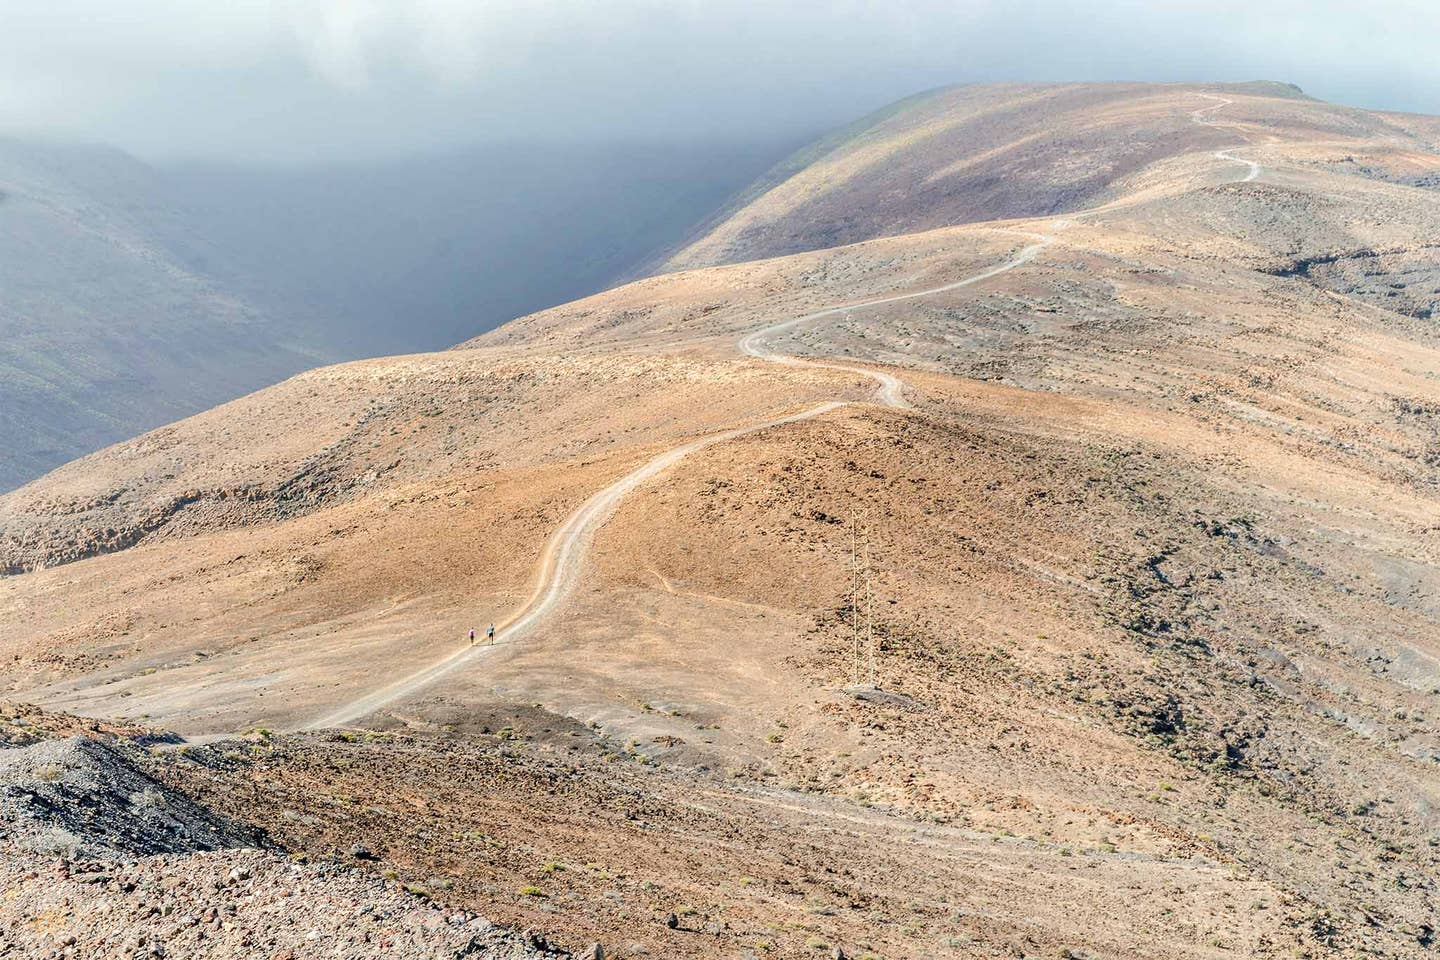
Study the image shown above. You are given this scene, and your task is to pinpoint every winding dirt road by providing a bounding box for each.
[306,96,1262,731]
[305,235,1052,730]
[1192,94,1262,182]
[739,234,1053,410]
[305,399,846,729]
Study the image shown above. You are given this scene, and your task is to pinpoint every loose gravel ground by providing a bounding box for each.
[0,844,562,960]
[0,719,564,960]
[0,737,260,859]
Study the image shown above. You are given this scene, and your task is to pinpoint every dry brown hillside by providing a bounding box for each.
[4,82,1440,958]
[659,79,1440,273]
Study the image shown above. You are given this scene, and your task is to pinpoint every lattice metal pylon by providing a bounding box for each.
[864,536,875,687]
[851,515,861,686]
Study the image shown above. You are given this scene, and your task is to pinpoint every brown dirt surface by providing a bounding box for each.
[5,81,1440,957]
[0,705,558,959]
[0,700,169,747]
[153,724,1313,960]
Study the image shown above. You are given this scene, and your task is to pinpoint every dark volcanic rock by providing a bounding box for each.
[0,736,262,858]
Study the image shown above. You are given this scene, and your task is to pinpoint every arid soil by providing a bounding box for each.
[158,720,1316,960]
[4,82,1440,957]
[0,707,560,960]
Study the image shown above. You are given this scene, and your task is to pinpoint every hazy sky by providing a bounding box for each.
[3,0,1437,164]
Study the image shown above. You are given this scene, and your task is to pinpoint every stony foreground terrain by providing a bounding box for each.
[0,706,1315,960]
[4,82,1440,956]
[0,710,570,960]
[1,845,563,960]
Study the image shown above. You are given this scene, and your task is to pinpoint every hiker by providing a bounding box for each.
[469,628,475,645]
[487,624,496,645]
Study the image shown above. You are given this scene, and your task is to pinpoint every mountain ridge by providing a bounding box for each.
[656,80,1404,272]
[4,80,1440,957]
[0,134,792,492]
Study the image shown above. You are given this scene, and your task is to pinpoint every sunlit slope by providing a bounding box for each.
[5,81,1440,955]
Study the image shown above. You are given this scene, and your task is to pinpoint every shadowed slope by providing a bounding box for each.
[0,139,325,491]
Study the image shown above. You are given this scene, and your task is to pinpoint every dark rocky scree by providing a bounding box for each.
[0,737,260,859]
[1263,244,1440,321]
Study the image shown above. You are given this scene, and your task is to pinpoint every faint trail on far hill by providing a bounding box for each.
[302,233,1052,731]
[1191,94,1262,182]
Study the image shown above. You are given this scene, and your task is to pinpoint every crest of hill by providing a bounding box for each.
[659,80,1350,270]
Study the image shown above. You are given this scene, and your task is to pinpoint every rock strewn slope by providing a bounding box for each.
[1,844,565,960]
[0,737,259,858]
[0,712,566,960]
[5,82,1440,957]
